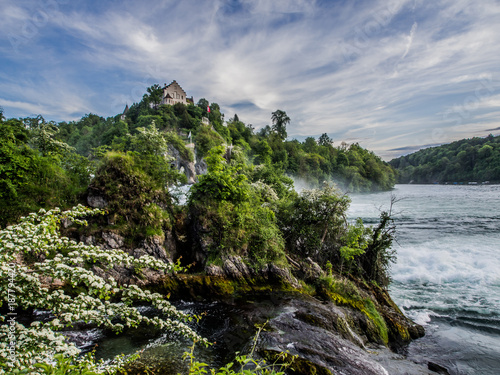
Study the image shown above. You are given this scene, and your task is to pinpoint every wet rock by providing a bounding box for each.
[301,257,325,281]
[205,264,225,277]
[92,265,134,286]
[428,362,450,374]
[256,294,436,375]
[262,263,299,287]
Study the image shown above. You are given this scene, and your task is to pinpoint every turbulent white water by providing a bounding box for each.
[349,184,500,375]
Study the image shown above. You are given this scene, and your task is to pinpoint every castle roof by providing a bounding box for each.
[164,80,187,93]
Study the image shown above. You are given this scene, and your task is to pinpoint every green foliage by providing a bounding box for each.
[248,165,294,200]
[51,84,394,193]
[189,147,286,266]
[87,151,178,240]
[339,218,370,274]
[25,116,75,157]
[317,275,361,301]
[254,139,272,165]
[0,118,89,227]
[360,211,397,287]
[276,183,395,287]
[271,110,290,141]
[390,134,500,183]
[276,183,351,263]
[190,199,286,266]
[190,146,248,203]
[144,83,164,108]
[164,131,194,162]
[129,121,169,156]
[318,133,333,147]
[194,126,225,158]
[34,353,99,375]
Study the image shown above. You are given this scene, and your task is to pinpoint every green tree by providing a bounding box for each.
[188,146,286,266]
[318,133,333,147]
[194,126,225,158]
[197,98,209,112]
[255,139,272,165]
[277,183,351,264]
[144,83,164,108]
[129,121,169,156]
[271,110,290,140]
[24,116,74,157]
[190,146,248,203]
[0,118,89,227]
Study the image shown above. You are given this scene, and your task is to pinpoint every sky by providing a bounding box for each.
[1,0,499,160]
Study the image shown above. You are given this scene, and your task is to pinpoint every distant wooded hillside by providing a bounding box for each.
[389,134,500,184]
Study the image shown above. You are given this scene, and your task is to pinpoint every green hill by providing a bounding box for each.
[54,86,395,192]
[0,85,396,226]
[389,134,500,184]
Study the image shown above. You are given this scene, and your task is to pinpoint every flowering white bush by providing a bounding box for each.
[0,205,208,374]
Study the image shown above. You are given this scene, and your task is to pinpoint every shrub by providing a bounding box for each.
[0,206,207,374]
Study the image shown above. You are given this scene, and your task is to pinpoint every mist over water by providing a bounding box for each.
[349,184,500,375]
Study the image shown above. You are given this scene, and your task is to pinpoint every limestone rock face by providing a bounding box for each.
[293,256,325,282]
[222,255,254,280]
[77,230,176,287]
[261,263,299,287]
[102,232,124,249]
[194,156,207,176]
[169,145,197,184]
[87,195,108,208]
[205,264,225,277]
[133,236,169,261]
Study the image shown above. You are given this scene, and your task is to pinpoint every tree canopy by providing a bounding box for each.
[390,134,500,183]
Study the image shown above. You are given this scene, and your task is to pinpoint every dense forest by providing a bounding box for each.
[390,134,500,184]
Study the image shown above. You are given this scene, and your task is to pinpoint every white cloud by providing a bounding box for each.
[401,21,417,59]
[0,98,46,115]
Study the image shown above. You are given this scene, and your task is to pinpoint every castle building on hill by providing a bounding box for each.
[161,80,194,106]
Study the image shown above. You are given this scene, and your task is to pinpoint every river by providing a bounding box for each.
[348,184,500,375]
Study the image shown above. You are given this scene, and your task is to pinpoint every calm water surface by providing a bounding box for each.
[348,184,500,375]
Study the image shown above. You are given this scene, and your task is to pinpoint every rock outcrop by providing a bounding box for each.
[169,145,197,184]
[257,294,434,374]
[78,231,174,286]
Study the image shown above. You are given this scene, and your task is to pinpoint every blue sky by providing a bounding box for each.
[1,0,499,159]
